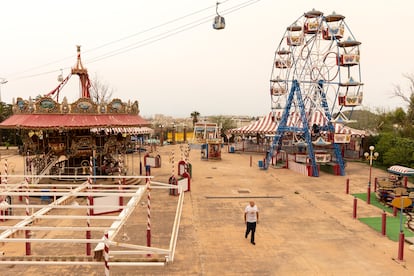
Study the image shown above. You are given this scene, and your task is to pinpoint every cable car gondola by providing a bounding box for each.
[213,2,225,30]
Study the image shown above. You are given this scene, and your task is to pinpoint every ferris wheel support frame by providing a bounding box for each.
[318,81,346,176]
[264,80,346,176]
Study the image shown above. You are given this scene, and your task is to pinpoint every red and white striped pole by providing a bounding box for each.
[25,176,31,255]
[86,156,93,256]
[171,151,177,195]
[1,159,8,209]
[104,231,110,276]
[4,158,7,189]
[187,143,191,163]
[118,155,124,206]
[146,178,151,254]
[171,150,175,177]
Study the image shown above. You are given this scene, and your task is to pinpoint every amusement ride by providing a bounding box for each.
[265,9,363,176]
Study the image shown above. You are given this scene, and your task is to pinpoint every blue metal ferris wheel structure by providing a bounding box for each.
[264,9,363,176]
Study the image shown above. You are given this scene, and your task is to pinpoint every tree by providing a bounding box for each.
[392,73,414,137]
[90,73,114,104]
[0,102,14,145]
[209,115,236,133]
[190,111,200,128]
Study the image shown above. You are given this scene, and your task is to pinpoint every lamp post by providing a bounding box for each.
[172,123,176,145]
[0,78,7,102]
[159,125,164,147]
[183,124,187,143]
[364,145,379,204]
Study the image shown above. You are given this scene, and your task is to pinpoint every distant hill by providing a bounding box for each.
[341,109,380,131]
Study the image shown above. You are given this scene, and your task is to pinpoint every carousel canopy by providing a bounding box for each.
[0,46,150,131]
[228,111,365,137]
[0,96,149,130]
[91,127,153,135]
[0,113,149,130]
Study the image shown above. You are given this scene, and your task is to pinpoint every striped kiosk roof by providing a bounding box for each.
[387,165,414,176]
[229,112,365,137]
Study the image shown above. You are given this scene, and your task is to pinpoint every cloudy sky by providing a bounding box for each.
[0,0,413,118]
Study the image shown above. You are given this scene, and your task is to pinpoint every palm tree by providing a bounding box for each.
[190,111,200,128]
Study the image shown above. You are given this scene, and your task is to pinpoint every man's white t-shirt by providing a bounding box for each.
[245,205,258,222]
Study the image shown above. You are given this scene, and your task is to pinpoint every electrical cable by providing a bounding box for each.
[8,0,261,81]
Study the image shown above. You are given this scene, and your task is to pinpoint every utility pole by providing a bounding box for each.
[0,78,8,102]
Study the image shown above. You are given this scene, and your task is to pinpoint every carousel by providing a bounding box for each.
[0,46,150,179]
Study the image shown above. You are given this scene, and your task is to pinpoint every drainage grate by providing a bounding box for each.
[238,189,250,194]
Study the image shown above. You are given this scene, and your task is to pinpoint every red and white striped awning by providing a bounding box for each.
[230,113,277,135]
[91,127,154,135]
[387,165,414,176]
[228,112,365,137]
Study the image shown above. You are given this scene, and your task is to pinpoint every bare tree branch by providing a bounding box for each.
[89,73,114,104]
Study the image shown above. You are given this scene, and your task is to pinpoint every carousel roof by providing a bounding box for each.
[0,95,149,130]
[0,46,150,130]
[0,113,149,130]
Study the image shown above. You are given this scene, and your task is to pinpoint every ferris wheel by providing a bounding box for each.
[265,9,363,176]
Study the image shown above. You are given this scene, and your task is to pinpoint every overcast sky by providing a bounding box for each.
[1,0,413,118]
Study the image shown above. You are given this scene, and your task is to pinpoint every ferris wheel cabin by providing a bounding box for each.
[338,77,363,106]
[286,24,304,46]
[322,12,345,40]
[274,48,292,69]
[270,76,287,96]
[303,9,323,34]
[337,38,361,66]
[337,38,363,106]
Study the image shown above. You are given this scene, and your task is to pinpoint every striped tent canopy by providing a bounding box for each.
[387,165,414,176]
[228,111,365,137]
[91,127,154,135]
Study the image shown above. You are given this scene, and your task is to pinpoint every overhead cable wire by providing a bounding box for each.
[8,0,232,80]
[86,0,261,64]
[11,0,261,81]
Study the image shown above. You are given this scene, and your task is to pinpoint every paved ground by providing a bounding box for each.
[0,146,414,275]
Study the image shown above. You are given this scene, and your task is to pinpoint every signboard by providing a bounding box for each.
[334,134,351,144]
[391,197,412,209]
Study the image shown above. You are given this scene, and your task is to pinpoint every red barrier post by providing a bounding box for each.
[353,197,357,219]
[393,206,398,217]
[250,155,252,167]
[381,211,386,236]
[19,185,23,202]
[374,177,377,192]
[345,178,349,194]
[25,229,31,255]
[398,231,405,261]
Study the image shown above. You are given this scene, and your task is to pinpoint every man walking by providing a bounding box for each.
[244,201,259,245]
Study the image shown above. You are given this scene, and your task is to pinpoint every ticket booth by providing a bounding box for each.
[201,139,222,160]
[144,153,161,168]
